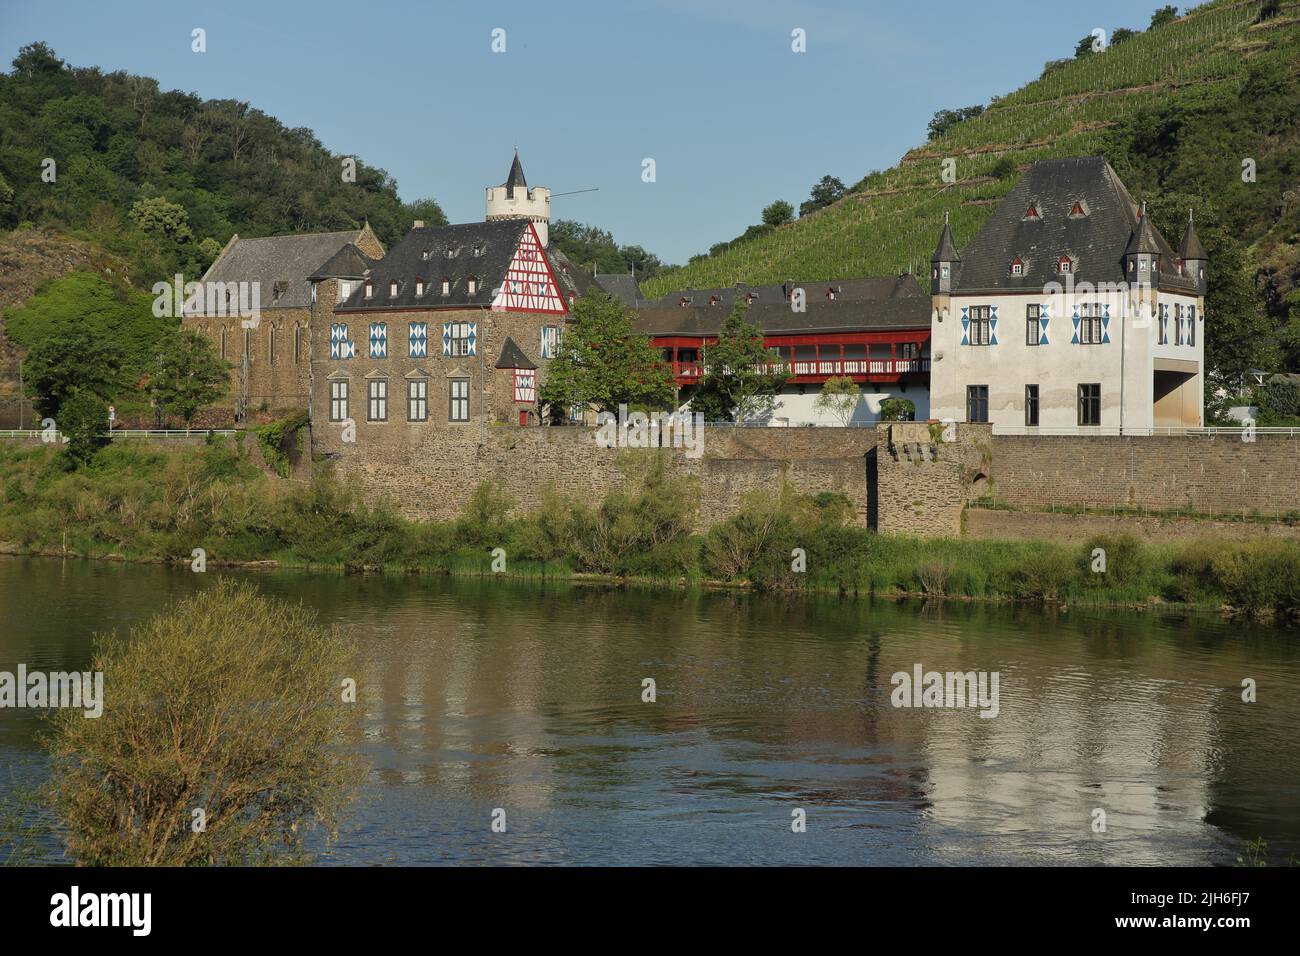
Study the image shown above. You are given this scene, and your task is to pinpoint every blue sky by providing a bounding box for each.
[1,0,1159,264]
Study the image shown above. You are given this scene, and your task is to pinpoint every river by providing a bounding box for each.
[2,555,1297,866]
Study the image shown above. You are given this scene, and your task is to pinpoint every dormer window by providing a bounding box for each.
[1069,200,1088,218]
[472,244,486,257]
[466,276,477,295]
[445,246,460,259]
[415,278,424,296]
[1010,258,1024,276]
[364,281,373,299]
[1024,203,1040,220]
[420,249,431,261]
[389,280,399,297]
[1057,256,1073,274]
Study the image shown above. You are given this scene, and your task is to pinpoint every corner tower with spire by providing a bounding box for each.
[485,148,551,246]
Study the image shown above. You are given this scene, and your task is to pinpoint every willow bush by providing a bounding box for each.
[45,580,364,866]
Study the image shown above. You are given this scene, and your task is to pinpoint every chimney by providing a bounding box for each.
[413,219,425,229]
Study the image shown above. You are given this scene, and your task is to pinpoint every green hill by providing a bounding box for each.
[641,0,1300,380]
[0,42,444,286]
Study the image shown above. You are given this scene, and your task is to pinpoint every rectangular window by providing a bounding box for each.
[329,381,348,422]
[899,342,921,360]
[1158,305,1168,345]
[541,325,561,359]
[967,384,989,423]
[1078,383,1101,426]
[294,325,302,364]
[338,280,351,303]
[368,379,388,422]
[1189,305,1196,346]
[243,328,252,362]
[1025,384,1039,426]
[449,378,469,421]
[1078,303,1104,344]
[1026,305,1040,345]
[448,322,473,357]
[407,379,428,421]
[968,306,991,346]
[1175,304,1184,346]
[269,326,277,366]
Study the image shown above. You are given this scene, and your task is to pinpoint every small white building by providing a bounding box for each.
[928,157,1207,433]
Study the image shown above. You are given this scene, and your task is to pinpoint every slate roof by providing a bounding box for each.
[546,244,598,301]
[198,229,367,310]
[494,336,537,370]
[932,216,960,262]
[504,150,527,198]
[643,274,925,310]
[594,273,644,306]
[1179,214,1207,261]
[309,243,375,281]
[950,157,1196,294]
[335,219,531,312]
[631,297,930,338]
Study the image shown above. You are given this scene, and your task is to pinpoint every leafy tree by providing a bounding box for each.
[128,196,193,243]
[761,200,794,227]
[1075,35,1099,58]
[1111,27,1137,47]
[18,319,127,419]
[813,375,861,426]
[46,580,364,865]
[404,197,448,227]
[151,329,230,424]
[57,389,110,464]
[1149,5,1179,29]
[5,272,170,415]
[926,105,984,141]
[799,175,846,217]
[1257,376,1300,423]
[539,291,674,416]
[879,397,916,421]
[548,219,669,279]
[698,303,787,425]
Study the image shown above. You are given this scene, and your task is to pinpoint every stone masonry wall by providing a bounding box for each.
[321,424,875,528]
[965,508,1300,544]
[987,434,1300,516]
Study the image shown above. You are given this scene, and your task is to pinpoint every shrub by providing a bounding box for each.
[58,390,110,465]
[701,489,795,585]
[878,397,915,422]
[1080,533,1144,585]
[1009,549,1077,602]
[45,580,364,866]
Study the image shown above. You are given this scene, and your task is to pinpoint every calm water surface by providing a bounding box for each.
[2,555,1298,866]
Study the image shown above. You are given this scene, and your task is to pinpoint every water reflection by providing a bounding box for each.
[1,557,1297,865]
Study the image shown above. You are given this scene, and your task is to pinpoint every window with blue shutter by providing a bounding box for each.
[444,322,476,357]
[369,323,387,359]
[409,322,427,358]
[330,324,355,359]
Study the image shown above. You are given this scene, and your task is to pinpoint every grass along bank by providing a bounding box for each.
[1,441,1298,623]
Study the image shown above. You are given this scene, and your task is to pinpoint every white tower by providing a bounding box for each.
[485,149,550,246]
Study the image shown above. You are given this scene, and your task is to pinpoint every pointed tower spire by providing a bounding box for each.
[1178,208,1207,261]
[1124,202,1161,256]
[504,148,527,199]
[930,211,960,295]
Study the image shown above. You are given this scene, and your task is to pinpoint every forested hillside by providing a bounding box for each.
[0,41,444,286]
[642,0,1300,384]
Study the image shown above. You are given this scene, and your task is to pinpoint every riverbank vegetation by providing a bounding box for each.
[1,441,1298,622]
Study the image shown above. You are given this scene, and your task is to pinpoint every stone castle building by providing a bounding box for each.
[184,224,385,420]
